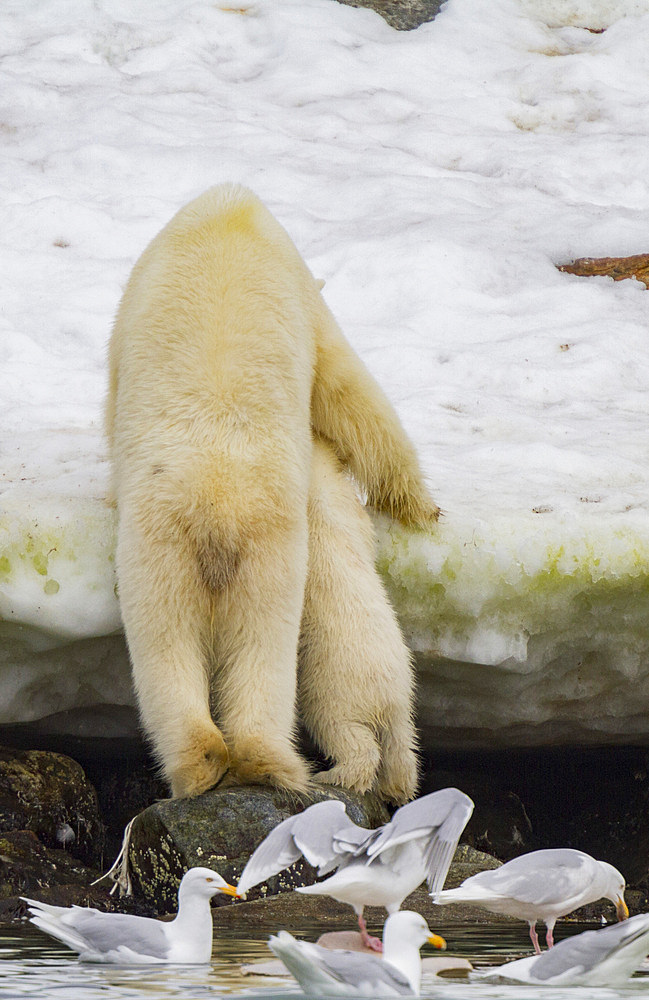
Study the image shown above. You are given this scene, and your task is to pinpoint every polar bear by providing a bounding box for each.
[106,184,439,802]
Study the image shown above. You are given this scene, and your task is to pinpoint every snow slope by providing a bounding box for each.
[2,0,649,743]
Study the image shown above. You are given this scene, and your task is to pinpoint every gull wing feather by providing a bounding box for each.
[24,901,169,959]
[531,916,649,981]
[366,788,474,895]
[237,800,352,896]
[457,850,593,906]
[269,932,412,994]
[309,945,412,993]
[323,822,376,874]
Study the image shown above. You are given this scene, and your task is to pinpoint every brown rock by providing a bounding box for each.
[557,253,649,288]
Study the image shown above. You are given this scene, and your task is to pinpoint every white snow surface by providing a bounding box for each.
[2,0,649,742]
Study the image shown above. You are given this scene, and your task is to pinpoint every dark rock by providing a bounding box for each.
[333,0,445,30]
[91,760,167,860]
[0,830,102,920]
[422,766,536,861]
[0,829,161,923]
[0,747,103,864]
[126,784,389,913]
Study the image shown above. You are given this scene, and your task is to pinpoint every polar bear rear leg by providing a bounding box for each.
[116,507,229,798]
[212,515,312,795]
[373,707,420,807]
[299,439,419,803]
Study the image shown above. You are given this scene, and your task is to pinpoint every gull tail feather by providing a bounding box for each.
[28,914,90,955]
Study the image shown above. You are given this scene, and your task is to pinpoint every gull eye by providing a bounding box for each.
[206,877,213,883]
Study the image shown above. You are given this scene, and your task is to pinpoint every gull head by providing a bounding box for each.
[179,866,239,899]
[598,861,628,921]
[383,910,447,953]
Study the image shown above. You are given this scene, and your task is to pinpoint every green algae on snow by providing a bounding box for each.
[374,511,649,665]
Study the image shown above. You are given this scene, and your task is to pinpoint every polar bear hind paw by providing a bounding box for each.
[373,749,419,806]
[169,727,230,799]
[224,736,312,794]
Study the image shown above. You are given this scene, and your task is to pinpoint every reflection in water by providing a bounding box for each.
[1,921,648,999]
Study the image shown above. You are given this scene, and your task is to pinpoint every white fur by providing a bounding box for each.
[106,184,438,800]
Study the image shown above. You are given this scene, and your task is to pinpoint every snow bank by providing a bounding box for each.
[2,0,649,743]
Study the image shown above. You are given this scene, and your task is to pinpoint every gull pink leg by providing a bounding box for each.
[358,913,383,953]
[529,921,542,955]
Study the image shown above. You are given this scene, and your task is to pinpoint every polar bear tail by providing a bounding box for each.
[174,490,243,594]
[192,520,240,591]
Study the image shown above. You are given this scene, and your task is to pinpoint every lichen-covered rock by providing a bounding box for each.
[333,0,445,31]
[0,829,159,923]
[0,747,103,863]
[126,784,389,913]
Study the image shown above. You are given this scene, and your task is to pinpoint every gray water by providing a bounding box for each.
[2,921,649,1000]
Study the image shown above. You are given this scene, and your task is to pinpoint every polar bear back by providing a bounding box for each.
[107,184,322,504]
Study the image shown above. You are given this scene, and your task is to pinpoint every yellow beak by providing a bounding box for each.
[428,933,447,950]
[616,896,629,921]
[219,883,240,898]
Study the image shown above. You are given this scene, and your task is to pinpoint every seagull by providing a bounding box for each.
[22,866,238,963]
[433,848,628,954]
[236,787,474,951]
[268,910,446,996]
[473,912,649,986]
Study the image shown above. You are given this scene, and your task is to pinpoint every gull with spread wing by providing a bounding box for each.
[237,787,474,951]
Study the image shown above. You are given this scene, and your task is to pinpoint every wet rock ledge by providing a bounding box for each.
[2,743,649,929]
[124,783,389,912]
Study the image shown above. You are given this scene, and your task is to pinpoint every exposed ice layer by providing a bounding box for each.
[0,627,134,732]
[0,490,130,733]
[376,511,649,667]
[0,490,120,641]
[376,512,649,747]
[2,502,649,746]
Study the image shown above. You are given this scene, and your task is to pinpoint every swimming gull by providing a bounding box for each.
[268,909,446,996]
[22,866,238,963]
[236,787,474,950]
[473,912,649,986]
[433,847,628,953]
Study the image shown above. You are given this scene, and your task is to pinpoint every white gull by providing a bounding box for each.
[433,847,628,953]
[22,866,238,963]
[474,912,649,986]
[268,909,446,996]
[236,787,473,950]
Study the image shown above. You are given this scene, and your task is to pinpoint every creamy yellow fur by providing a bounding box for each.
[107,183,438,801]
[300,438,420,803]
